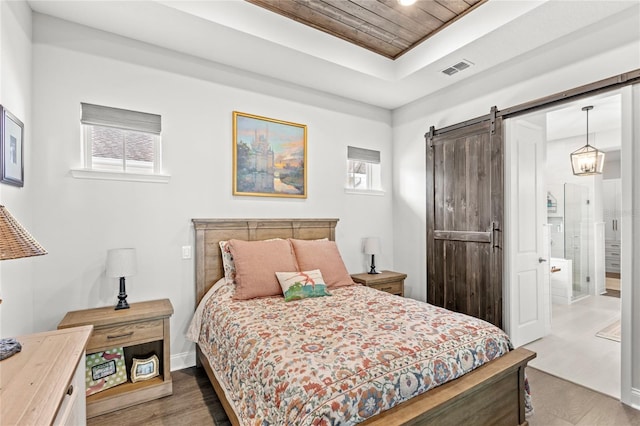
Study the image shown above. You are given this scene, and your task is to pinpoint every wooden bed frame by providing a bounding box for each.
[192,218,536,426]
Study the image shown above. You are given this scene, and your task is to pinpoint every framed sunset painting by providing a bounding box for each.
[232,111,307,198]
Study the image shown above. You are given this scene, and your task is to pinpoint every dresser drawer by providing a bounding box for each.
[370,281,403,295]
[53,352,86,426]
[89,319,164,352]
[606,258,621,273]
[605,240,621,249]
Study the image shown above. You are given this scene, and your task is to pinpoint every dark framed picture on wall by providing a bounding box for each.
[232,111,307,198]
[0,105,24,187]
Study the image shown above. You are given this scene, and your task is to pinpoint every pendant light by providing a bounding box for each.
[570,105,605,176]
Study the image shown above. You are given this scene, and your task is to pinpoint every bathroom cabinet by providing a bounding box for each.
[603,179,621,274]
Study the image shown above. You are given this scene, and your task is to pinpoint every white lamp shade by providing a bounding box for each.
[363,237,381,255]
[106,248,137,278]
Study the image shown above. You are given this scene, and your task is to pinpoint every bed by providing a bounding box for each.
[190,218,535,425]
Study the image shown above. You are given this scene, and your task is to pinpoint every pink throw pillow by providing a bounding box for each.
[229,239,298,300]
[289,239,354,288]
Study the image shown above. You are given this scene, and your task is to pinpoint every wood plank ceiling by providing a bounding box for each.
[245,0,486,59]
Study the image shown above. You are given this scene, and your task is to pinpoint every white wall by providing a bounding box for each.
[603,150,622,180]
[0,0,34,338]
[28,14,393,367]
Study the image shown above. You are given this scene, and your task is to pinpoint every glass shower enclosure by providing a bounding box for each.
[564,183,591,300]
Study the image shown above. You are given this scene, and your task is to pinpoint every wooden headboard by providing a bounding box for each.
[192,218,339,304]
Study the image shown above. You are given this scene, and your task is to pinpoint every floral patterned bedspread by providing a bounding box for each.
[191,282,513,425]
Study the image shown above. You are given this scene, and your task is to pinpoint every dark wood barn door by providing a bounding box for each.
[426,109,504,328]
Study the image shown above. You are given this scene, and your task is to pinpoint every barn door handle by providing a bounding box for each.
[490,221,501,249]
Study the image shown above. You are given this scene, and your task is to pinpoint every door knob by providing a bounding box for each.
[538,257,547,263]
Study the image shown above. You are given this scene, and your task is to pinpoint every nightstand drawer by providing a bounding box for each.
[369,281,403,295]
[89,319,164,352]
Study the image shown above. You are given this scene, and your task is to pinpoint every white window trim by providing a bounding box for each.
[345,150,383,193]
[70,168,171,183]
[74,104,168,183]
[344,188,385,196]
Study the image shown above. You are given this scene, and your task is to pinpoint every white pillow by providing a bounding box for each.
[218,240,235,284]
[275,269,332,302]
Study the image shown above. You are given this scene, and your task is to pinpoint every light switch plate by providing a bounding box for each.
[182,246,192,259]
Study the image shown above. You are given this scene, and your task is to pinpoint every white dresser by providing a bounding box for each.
[0,325,92,425]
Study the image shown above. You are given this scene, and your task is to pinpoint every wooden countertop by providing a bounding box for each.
[351,270,407,284]
[0,325,92,425]
[58,299,173,329]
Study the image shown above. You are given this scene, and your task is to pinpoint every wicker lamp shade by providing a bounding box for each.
[0,205,47,260]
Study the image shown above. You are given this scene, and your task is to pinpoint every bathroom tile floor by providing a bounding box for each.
[524,294,621,398]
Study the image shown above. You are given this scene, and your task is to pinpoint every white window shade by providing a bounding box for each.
[81,103,161,134]
[347,146,380,164]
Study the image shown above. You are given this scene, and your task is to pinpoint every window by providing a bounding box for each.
[346,146,382,194]
[72,103,168,183]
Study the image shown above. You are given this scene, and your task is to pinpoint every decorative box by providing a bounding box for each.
[85,347,127,396]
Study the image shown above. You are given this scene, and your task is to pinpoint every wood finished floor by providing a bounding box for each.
[88,366,640,425]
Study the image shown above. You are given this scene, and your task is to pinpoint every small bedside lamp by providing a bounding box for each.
[0,205,48,360]
[106,248,137,310]
[363,237,381,274]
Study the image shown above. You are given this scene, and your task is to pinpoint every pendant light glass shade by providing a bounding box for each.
[570,106,605,176]
[570,145,605,175]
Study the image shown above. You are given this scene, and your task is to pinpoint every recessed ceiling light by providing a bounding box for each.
[398,0,417,6]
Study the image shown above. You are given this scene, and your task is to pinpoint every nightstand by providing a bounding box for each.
[351,270,407,296]
[58,299,173,418]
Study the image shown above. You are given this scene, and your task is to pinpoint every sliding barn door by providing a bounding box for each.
[426,109,504,329]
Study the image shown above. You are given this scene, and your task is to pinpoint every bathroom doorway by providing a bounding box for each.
[510,89,624,398]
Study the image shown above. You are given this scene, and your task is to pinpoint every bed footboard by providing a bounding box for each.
[198,346,535,426]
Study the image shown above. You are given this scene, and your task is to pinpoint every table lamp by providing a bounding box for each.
[363,237,381,274]
[0,205,48,360]
[106,248,137,310]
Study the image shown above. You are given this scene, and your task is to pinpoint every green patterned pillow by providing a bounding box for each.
[276,269,332,302]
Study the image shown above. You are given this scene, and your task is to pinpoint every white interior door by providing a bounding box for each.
[505,117,549,348]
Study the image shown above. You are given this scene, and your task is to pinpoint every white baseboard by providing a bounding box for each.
[627,387,640,410]
[171,350,196,371]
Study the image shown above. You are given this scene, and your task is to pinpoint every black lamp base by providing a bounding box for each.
[115,276,130,310]
[368,254,380,274]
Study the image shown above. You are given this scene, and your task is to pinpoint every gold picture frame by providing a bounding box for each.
[233,111,307,198]
[130,354,159,383]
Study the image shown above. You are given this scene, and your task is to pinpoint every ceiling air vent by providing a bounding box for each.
[441,59,474,76]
